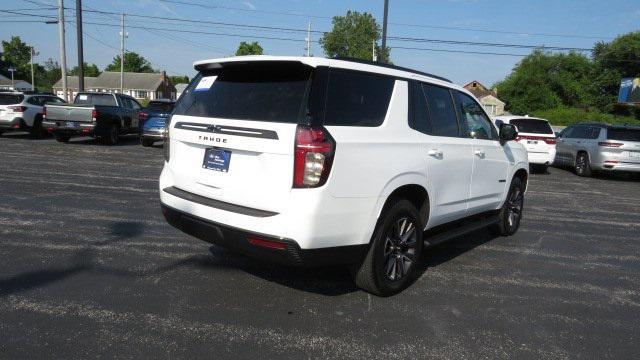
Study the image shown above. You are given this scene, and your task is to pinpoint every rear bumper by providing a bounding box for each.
[161,203,367,266]
[141,128,164,140]
[43,120,95,137]
[527,149,556,165]
[0,118,24,130]
[593,161,640,173]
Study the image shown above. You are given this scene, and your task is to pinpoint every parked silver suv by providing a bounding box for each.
[555,123,640,176]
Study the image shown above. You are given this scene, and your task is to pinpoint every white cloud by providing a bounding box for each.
[242,1,257,10]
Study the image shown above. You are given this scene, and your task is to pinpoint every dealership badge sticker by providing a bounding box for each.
[195,76,218,92]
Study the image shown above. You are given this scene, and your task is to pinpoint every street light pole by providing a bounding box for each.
[8,67,15,89]
[58,0,68,101]
[76,0,84,92]
[30,47,38,91]
[381,0,389,63]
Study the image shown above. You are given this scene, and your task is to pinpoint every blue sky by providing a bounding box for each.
[1,0,639,86]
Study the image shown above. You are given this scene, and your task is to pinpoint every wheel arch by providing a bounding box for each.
[371,173,431,230]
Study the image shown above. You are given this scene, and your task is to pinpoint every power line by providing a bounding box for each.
[157,0,612,40]
[392,46,528,57]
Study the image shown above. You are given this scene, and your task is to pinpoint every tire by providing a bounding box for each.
[491,177,525,236]
[55,134,70,143]
[141,138,154,147]
[575,152,592,177]
[30,116,46,139]
[101,124,119,145]
[355,199,424,297]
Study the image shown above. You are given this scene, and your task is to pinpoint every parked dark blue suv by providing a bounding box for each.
[139,99,175,147]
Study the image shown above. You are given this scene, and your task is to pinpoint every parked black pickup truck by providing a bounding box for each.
[43,92,142,145]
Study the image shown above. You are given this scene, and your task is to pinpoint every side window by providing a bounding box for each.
[560,126,574,138]
[571,126,588,139]
[27,96,41,106]
[454,91,498,140]
[587,127,601,139]
[324,69,395,127]
[421,84,459,137]
[122,97,133,109]
[408,81,433,134]
[130,99,141,110]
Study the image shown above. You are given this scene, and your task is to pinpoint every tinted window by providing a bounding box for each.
[146,101,175,113]
[455,91,497,140]
[0,94,24,105]
[26,96,41,106]
[130,99,141,110]
[608,128,640,142]
[422,84,459,137]
[409,81,432,134]
[174,63,312,123]
[569,126,588,139]
[510,118,553,134]
[324,70,394,127]
[74,93,117,106]
[586,127,601,139]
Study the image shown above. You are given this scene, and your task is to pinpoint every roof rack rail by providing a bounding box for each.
[332,57,452,83]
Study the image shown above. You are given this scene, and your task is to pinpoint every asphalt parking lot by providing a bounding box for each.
[1,133,639,359]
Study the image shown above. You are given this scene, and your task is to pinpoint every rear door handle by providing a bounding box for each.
[428,149,443,157]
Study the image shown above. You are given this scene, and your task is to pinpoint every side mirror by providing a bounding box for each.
[499,123,518,142]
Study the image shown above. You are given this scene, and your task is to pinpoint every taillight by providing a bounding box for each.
[293,125,335,188]
[8,106,27,112]
[544,138,556,145]
[139,112,149,122]
[91,109,98,121]
[598,141,623,148]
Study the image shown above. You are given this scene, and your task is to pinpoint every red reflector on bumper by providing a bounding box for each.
[248,237,287,250]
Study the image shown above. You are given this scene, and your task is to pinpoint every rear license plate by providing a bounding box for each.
[202,148,231,172]
[527,140,538,145]
[66,121,77,128]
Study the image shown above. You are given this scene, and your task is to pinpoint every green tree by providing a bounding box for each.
[319,11,390,63]
[235,42,263,56]
[495,50,594,114]
[1,36,33,80]
[69,62,101,77]
[169,75,189,84]
[105,52,155,73]
[37,58,61,92]
[592,32,640,112]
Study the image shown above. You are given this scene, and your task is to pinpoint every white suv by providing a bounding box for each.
[160,56,529,296]
[0,91,65,138]
[494,115,556,172]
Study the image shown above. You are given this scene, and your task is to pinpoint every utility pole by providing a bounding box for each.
[120,13,126,94]
[58,0,68,101]
[304,21,311,57]
[381,0,389,63]
[30,47,37,90]
[76,0,84,92]
[8,67,15,89]
[372,40,377,62]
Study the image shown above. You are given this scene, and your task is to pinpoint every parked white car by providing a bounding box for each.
[494,115,556,172]
[0,91,65,138]
[159,56,529,296]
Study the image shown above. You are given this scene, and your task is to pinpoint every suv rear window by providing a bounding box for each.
[323,70,394,127]
[74,93,117,106]
[174,63,312,123]
[0,94,24,105]
[510,118,553,134]
[608,128,640,142]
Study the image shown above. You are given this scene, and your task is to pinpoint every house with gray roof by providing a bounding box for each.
[0,73,33,91]
[53,71,176,101]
